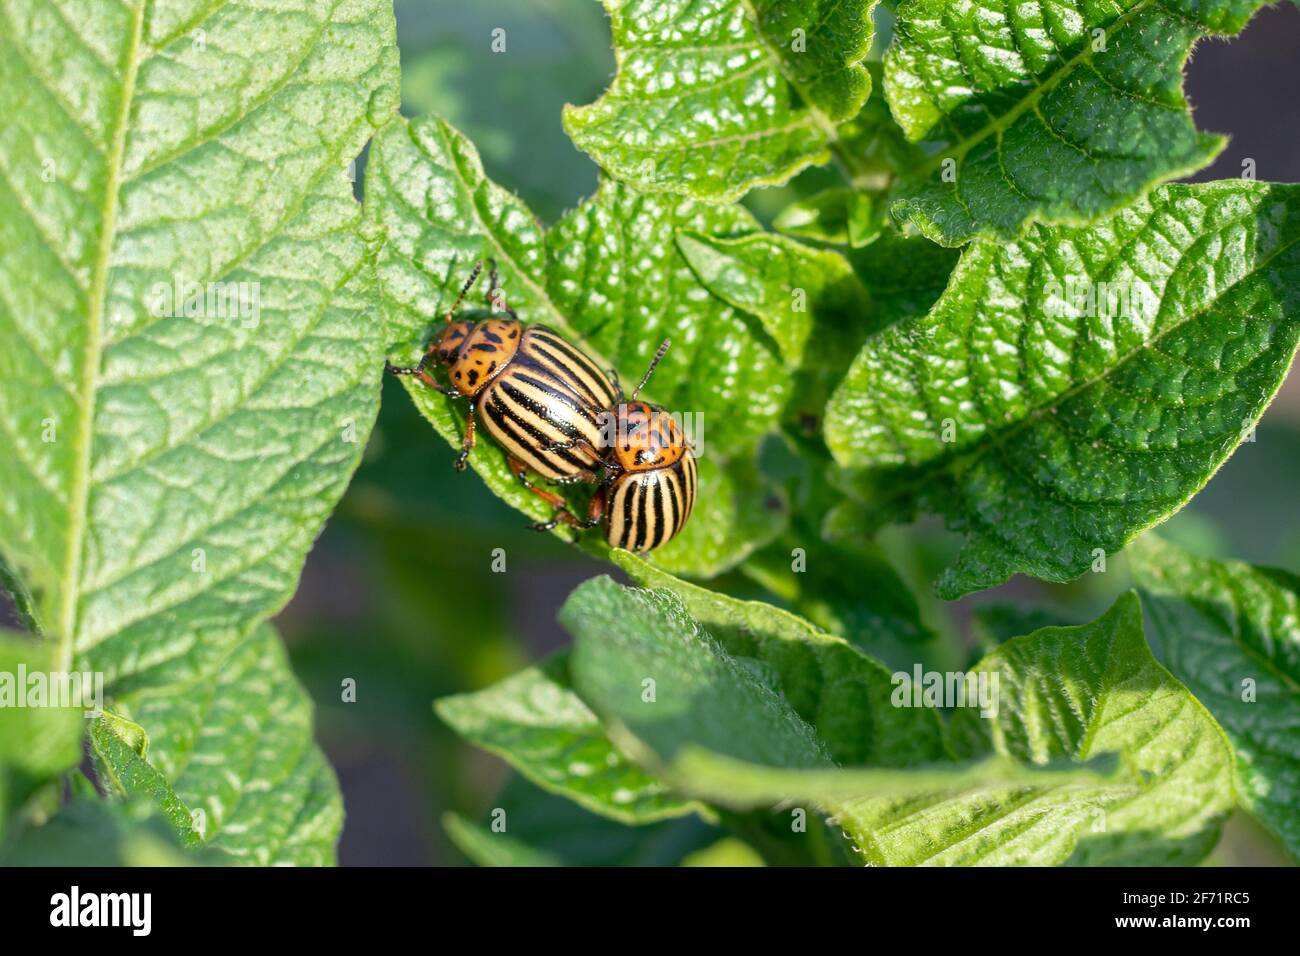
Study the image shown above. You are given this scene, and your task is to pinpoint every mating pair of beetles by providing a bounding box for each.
[387,261,696,553]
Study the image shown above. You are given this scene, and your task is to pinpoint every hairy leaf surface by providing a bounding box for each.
[676,231,866,368]
[1133,535,1300,861]
[884,0,1269,244]
[612,551,946,765]
[826,182,1300,597]
[0,0,399,688]
[560,574,1137,864]
[92,625,342,865]
[950,593,1235,865]
[436,652,697,824]
[564,0,875,201]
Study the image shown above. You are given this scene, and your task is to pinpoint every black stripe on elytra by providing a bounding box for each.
[499,378,602,457]
[650,474,667,549]
[529,329,605,379]
[481,396,581,474]
[480,399,554,474]
[619,480,637,551]
[507,374,601,429]
[673,469,688,533]
[682,457,696,523]
[520,346,600,406]
[624,481,639,548]
[487,390,587,470]
[632,480,647,553]
[662,471,679,539]
[520,342,606,407]
[527,333,615,405]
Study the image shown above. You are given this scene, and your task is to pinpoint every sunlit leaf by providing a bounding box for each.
[826,182,1300,597]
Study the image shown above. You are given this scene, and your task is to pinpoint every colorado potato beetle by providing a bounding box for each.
[387,261,619,531]
[551,341,698,553]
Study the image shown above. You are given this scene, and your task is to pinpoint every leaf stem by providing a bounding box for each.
[58,0,146,672]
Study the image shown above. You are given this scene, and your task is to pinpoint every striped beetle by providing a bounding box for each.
[387,261,619,531]
[551,341,698,553]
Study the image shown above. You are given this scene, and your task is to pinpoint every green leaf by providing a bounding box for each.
[681,837,766,866]
[669,748,1130,839]
[561,574,1135,864]
[740,537,937,672]
[1131,535,1300,861]
[443,812,561,867]
[951,592,1236,865]
[883,0,1269,245]
[832,60,931,184]
[676,230,867,368]
[0,631,84,778]
[435,652,697,824]
[612,551,947,766]
[773,188,879,248]
[0,629,86,840]
[847,229,960,329]
[0,797,201,866]
[366,118,789,576]
[746,0,875,123]
[563,0,875,201]
[563,576,834,772]
[446,774,719,867]
[0,0,400,688]
[98,625,343,866]
[826,182,1300,598]
[89,711,202,849]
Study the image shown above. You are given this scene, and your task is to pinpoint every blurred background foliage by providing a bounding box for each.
[266,0,1300,865]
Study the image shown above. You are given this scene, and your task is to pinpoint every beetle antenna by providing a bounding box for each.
[444,261,484,322]
[631,339,671,400]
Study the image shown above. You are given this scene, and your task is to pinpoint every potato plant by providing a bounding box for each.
[0,0,1296,867]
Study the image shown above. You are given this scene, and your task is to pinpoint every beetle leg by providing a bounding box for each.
[386,360,460,397]
[608,367,625,404]
[454,413,477,472]
[385,355,428,376]
[508,455,585,531]
[540,438,606,486]
[551,467,601,486]
[582,486,606,529]
[423,373,460,396]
